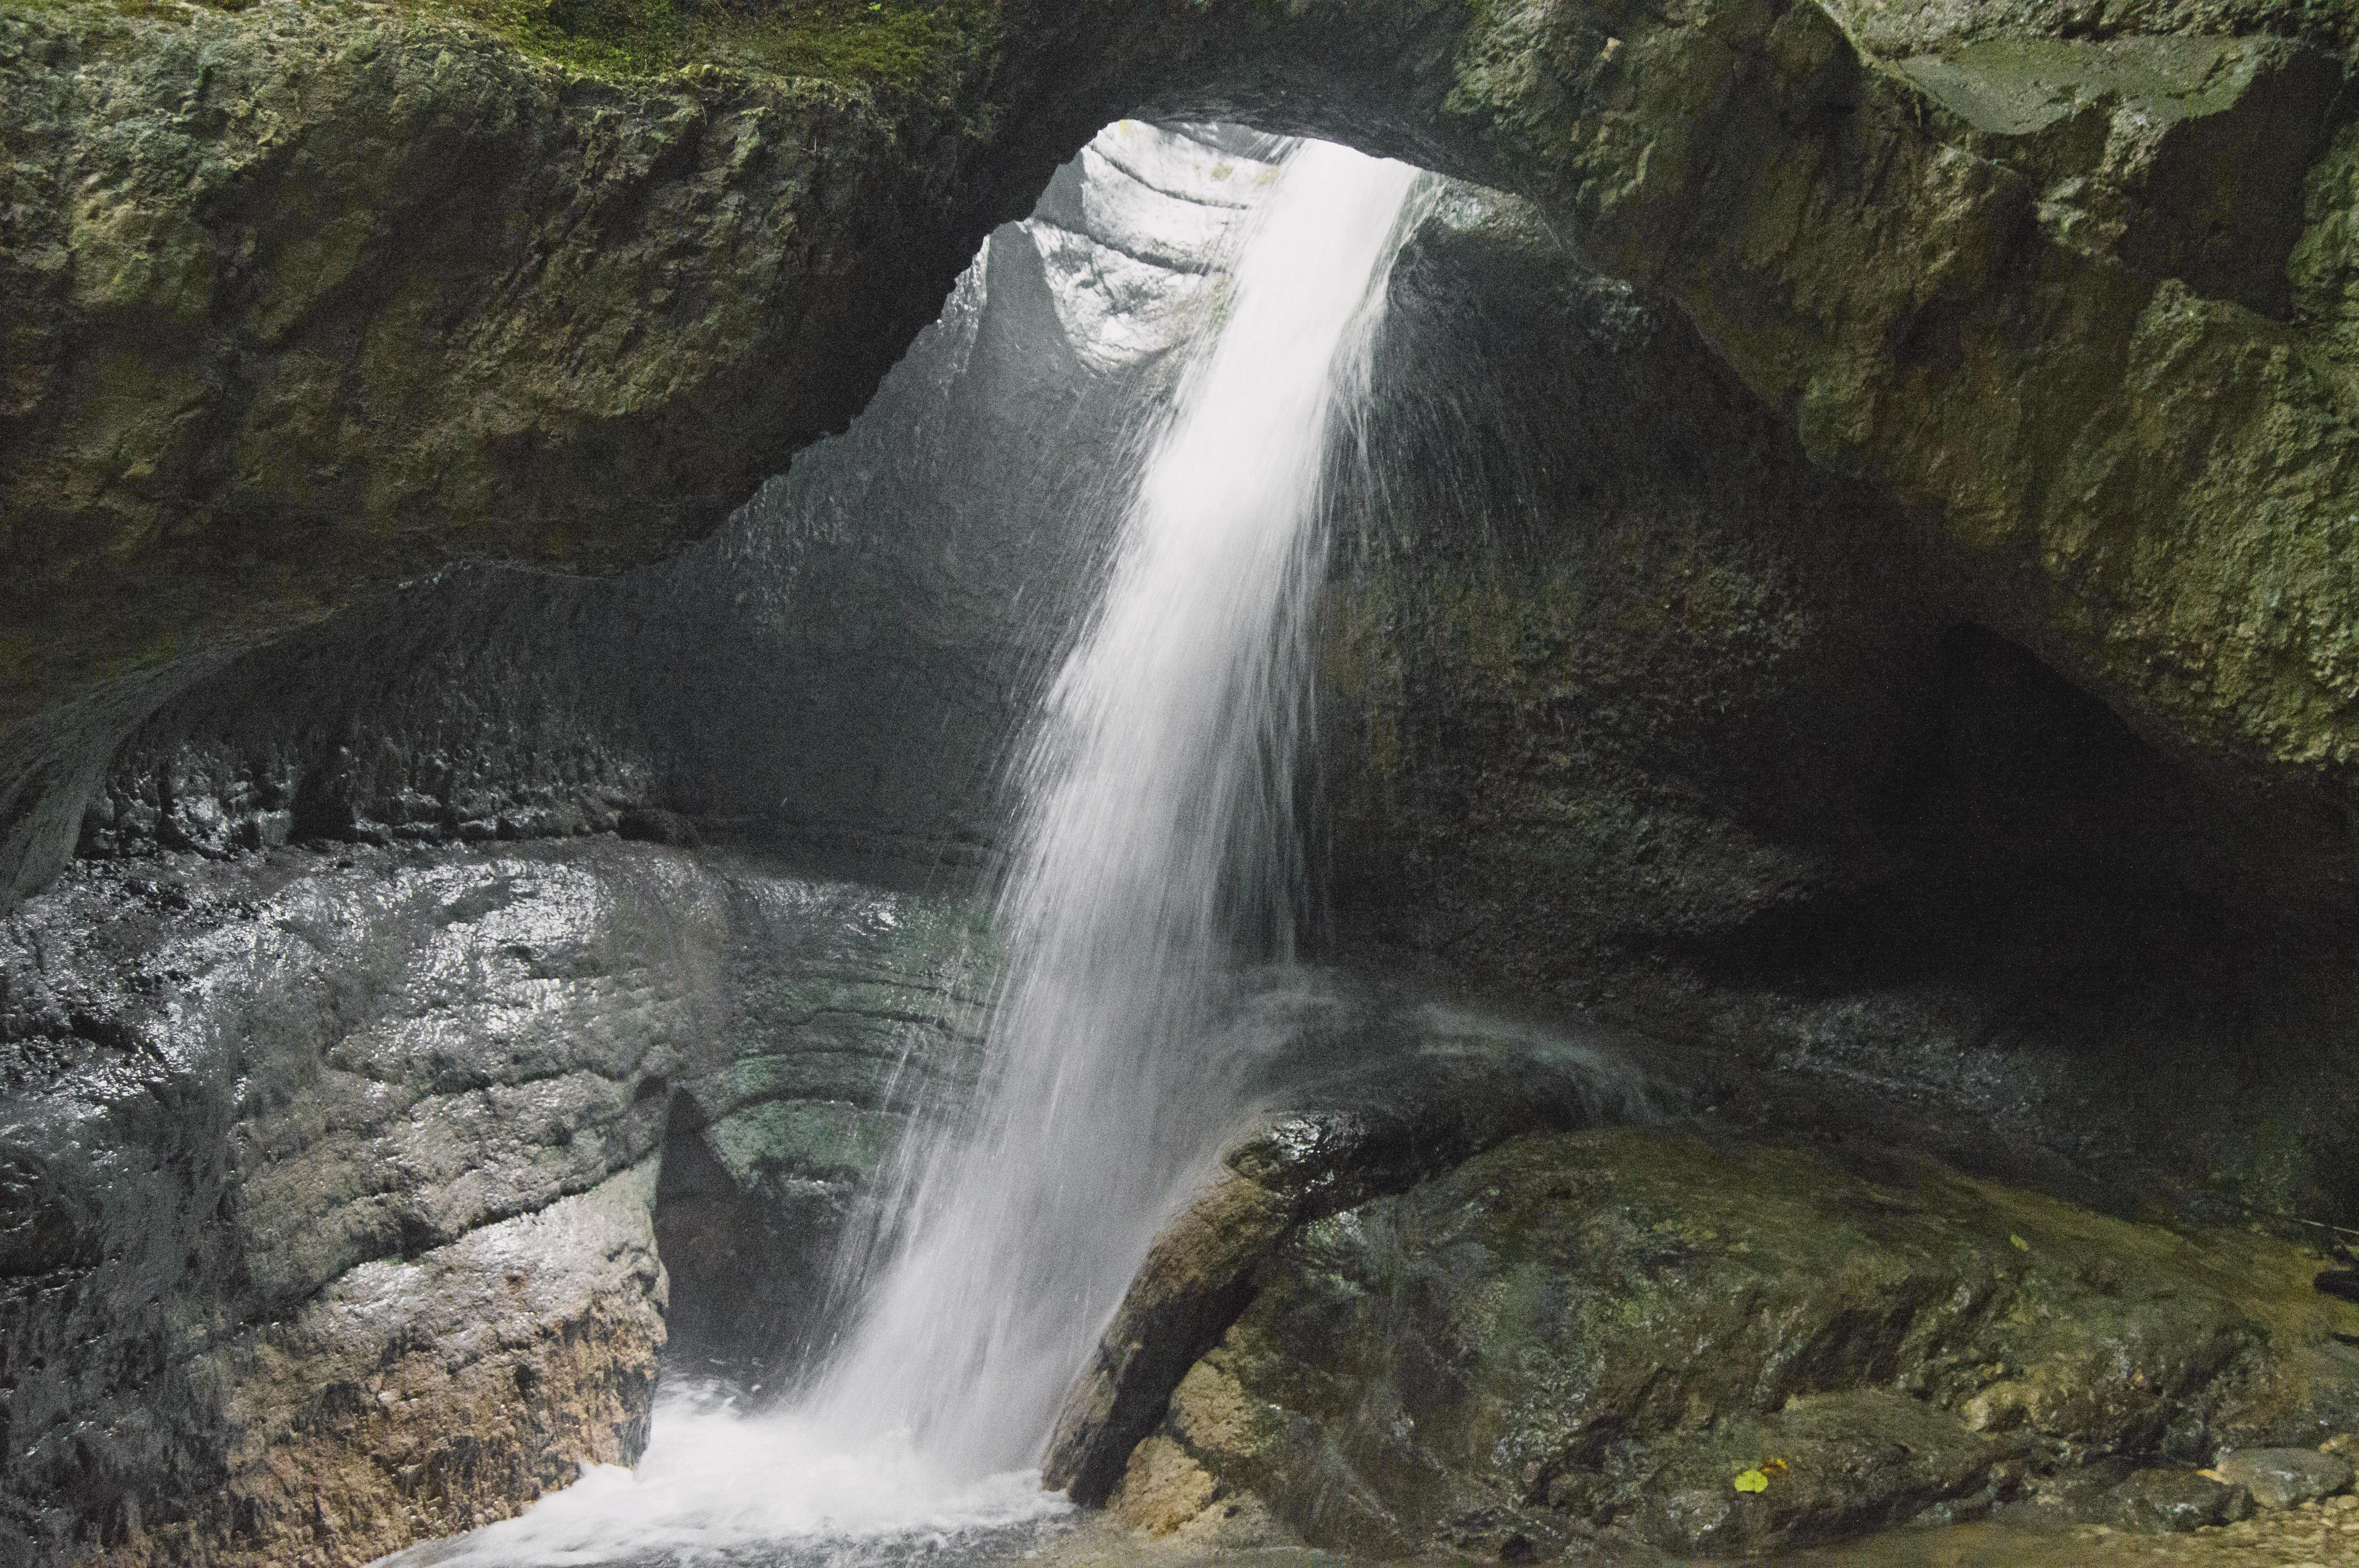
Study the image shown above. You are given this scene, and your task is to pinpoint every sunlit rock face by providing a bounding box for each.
[1023,123,1276,370]
[0,841,986,1566]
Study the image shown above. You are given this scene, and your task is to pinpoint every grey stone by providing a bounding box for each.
[0,838,990,1566]
[2108,1468,2258,1532]
[2216,1447,2357,1509]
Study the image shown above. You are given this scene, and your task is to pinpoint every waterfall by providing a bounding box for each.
[802,135,1428,1475]
[383,132,1427,1566]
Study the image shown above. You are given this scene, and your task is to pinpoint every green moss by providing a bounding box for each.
[1,0,997,92]
[417,0,1000,89]
[1184,1129,2359,1556]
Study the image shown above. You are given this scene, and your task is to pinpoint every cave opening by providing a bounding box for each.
[3,74,2356,1568]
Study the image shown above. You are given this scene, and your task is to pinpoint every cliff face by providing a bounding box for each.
[6,0,2359,1561]
[1325,193,2359,1228]
[7,0,2359,912]
[0,123,1267,1567]
[71,120,1256,875]
[0,839,991,1566]
[0,0,1071,902]
[1386,0,2359,915]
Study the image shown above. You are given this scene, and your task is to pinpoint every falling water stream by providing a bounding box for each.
[391,136,1428,1566]
[800,134,1428,1474]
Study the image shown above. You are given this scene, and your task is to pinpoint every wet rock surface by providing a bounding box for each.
[1077,1125,2359,1562]
[4,2,2359,1562]
[2220,1450,2359,1512]
[650,865,992,1383]
[2105,1470,2262,1534]
[0,837,986,1566]
[1327,181,2359,1232]
[1044,1001,1673,1507]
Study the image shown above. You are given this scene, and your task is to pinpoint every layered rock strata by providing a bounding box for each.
[0,839,985,1566]
[0,121,1276,1568]
[4,1,2359,1560]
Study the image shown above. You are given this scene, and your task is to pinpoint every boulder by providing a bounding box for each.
[1044,1020,1670,1507]
[1070,1126,2359,1559]
[2105,1468,2257,1532]
[2215,1446,2357,1509]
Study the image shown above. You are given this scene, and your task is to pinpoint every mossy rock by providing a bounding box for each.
[1119,1128,2359,1559]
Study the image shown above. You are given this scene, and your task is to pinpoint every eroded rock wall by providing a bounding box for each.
[1090,1125,2359,1559]
[0,0,1082,902]
[0,840,985,1566]
[0,127,1278,1561]
[1324,186,2359,1228]
[75,121,1264,880]
[10,0,2359,931]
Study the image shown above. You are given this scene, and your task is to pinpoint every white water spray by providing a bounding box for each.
[384,133,1426,1566]
[803,135,1426,1477]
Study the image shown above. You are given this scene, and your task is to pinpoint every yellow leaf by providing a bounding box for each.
[2010,1234,2031,1252]
[1734,1469,1769,1493]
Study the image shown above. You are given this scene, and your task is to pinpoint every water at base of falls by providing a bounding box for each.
[383,1383,1075,1568]
[379,973,1664,1568]
[380,135,1430,1566]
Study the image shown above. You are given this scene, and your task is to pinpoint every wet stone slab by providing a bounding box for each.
[1087,1127,2359,1562]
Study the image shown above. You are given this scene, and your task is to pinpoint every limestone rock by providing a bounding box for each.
[0,0,1038,878]
[190,1163,670,1568]
[1094,1127,2359,1559]
[64,120,1245,887]
[0,838,987,1565]
[1043,1023,1670,1506]
[1329,181,2359,1236]
[2106,1468,2257,1532]
[10,0,2359,946]
[2216,1446,2357,1509]
[651,871,992,1381]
